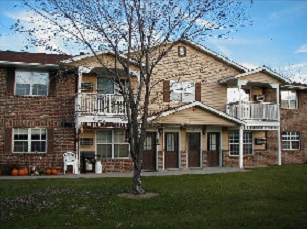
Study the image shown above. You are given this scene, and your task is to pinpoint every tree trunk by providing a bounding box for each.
[133,159,145,194]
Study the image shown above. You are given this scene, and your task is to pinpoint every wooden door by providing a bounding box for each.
[188,132,201,167]
[142,132,156,171]
[164,132,179,169]
[207,133,220,167]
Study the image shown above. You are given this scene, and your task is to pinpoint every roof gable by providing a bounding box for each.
[218,66,291,84]
[148,101,245,125]
[180,39,248,72]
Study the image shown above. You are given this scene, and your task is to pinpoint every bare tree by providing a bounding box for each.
[14,0,251,194]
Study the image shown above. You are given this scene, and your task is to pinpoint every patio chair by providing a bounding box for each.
[63,152,78,174]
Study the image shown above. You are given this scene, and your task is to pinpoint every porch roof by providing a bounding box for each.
[218,66,291,85]
[148,101,245,125]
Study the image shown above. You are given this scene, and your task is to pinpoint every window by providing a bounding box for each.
[96,130,129,159]
[13,128,47,153]
[143,133,152,151]
[178,46,186,57]
[80,138,94,146]
[281,90,298,109]
[170,80,195,102]
[229,131,253,156]
[282,132,300,150]
[15,71,49,96]
[97,77,114,94]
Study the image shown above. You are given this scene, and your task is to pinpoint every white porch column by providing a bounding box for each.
[239,125,244,169]
[74,66,84,174]
[237,80,248,119]
[271,83,282,166]
[277,127,282,165]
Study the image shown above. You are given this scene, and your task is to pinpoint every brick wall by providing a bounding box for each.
[0,68,76,173]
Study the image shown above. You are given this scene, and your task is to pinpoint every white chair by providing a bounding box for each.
[63,152,78,174]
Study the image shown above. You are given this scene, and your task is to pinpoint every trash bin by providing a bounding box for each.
[81,152,95,173]
[95,161,102,173]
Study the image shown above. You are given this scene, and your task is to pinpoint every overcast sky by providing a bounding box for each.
[0,0,306,81]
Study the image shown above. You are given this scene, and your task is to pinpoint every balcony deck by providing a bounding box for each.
[226,101,279,121]
[77,94,126,115]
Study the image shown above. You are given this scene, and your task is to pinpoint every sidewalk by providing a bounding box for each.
[0,167,245,180]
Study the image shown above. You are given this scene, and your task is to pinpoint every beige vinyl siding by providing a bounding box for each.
[240,72,281,84]
[152,107,238,126]
[79,130,96,152]
[147,42,242,114]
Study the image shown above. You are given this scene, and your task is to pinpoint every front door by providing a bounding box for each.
[188,132,201,167]
[165,132,179,169]
[207,132,220,167]
[142,132,156,171]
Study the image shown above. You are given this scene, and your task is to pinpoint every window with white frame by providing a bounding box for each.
[15,70,49,96]
[282,132,300,150]
[170,80,195,102]
[281,90,298,109]
[13,128,47,153]
[229,131,253,156]
[97,77,114,94]
[96,130,129,159]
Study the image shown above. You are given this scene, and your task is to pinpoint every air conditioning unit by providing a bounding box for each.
[254,95,264,102]
[255,138,267,145]
[81,83,94,91]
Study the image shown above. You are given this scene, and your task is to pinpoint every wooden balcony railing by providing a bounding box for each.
[78,94,126,115]
[226,101,279,121]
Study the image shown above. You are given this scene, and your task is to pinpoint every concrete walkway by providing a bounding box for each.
[0,167,245,180]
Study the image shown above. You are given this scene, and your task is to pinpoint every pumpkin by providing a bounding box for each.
[46,169,52,175]
[18,169,25,176]
[51,169,58,175]
[23,167,29,175]
[11,168,18,176]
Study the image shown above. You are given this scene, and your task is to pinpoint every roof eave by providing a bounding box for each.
[0,61,60,69]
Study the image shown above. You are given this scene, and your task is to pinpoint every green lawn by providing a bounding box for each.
[0,165,307,229]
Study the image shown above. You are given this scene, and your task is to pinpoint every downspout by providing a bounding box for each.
[75,66,83,174]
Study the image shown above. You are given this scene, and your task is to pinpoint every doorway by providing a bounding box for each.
[164,132,179,169]
[142,132,156,171]
[207,132,220,167]
[188,132,201,167]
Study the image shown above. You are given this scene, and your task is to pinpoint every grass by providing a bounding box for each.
[0,165,307,229]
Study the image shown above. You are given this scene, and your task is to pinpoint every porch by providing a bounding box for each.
[77,93,126,115]
[226,101,278,121]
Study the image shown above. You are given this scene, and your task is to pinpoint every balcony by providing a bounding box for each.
[78,93,126,115]
[226,101,279,121]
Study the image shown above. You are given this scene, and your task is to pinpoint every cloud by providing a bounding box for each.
[278,62,307,83]
[295,44,307,53]
[239,62,259,70]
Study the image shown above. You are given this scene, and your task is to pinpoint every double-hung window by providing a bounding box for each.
[281,90,298,109]
[96,130,129,159]
[229,131,253,156]
[13,128,47,153]
[282,132,300,150]
[170,80,195,102]
[15,71,49,96]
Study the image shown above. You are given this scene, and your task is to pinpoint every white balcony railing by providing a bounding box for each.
[78,94,126,115]
[226,101,279,121]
